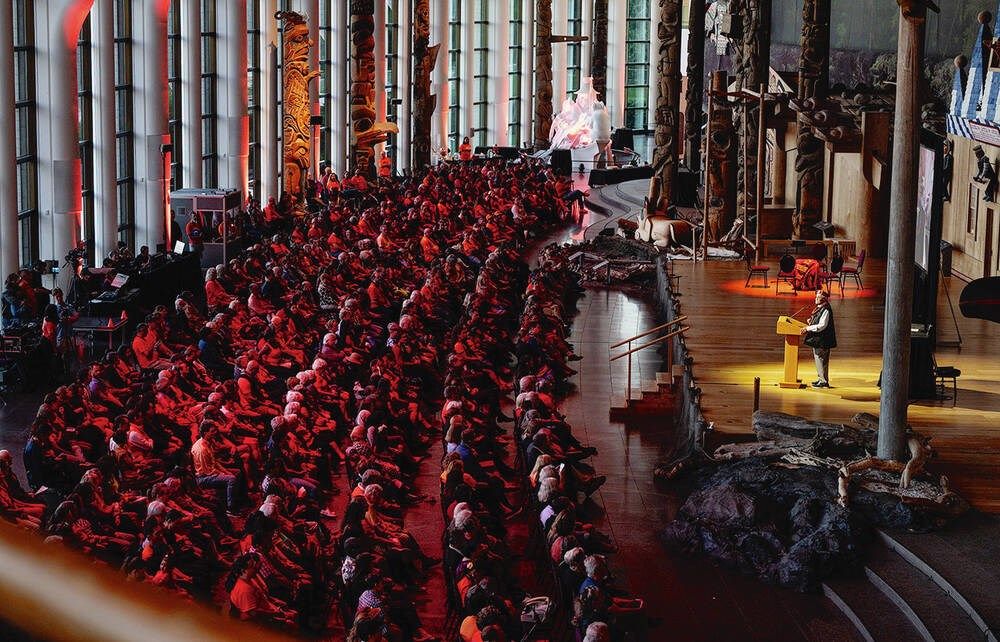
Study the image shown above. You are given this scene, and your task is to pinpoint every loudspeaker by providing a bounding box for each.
[551,149,572,176]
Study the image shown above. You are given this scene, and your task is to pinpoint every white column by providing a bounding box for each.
[217,0,248,195]
[0,0,20,275]
[374,0,387,157]
[180,0,202,188]
[433,0,449,151]
[260,0,279,201]
[606,0,627,126]
[522,0,534,148]
[491,0,510,146]
[552,0,567,106]
[35,0,94,263]
[91,0,117,258]
[332,0,349,175]
[397,0,412,172]
[581,0,593,76]
[132,1,169,250]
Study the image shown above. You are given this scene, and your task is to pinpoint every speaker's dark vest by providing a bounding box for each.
[805,305,837,349]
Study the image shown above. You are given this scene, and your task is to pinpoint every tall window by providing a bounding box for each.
[167,1,182,190]
[471,0,488,148]
[447,0,461,150]
[248,0,262,193]
[567,0,583,94]
[508,0,523,147]
[318,0,332,170]
[201,0,218,186]
[78,17,95,263]
[624,0,651,130]
[385,0,399,167]
[14,0,37,265]
[114,0,134,248]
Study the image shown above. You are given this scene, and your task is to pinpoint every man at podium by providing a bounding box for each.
[800,290,837,388]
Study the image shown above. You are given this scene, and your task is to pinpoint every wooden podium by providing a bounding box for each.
[776,315,807,388]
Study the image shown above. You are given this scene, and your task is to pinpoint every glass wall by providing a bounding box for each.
[624,0,650,130]
[114,0,134,248]
[167,1,182,191]
[447,0,461,150]
[385,0,400,167]
[78,17,95,263]
[14,0,37,265]
[200,0,218,186]
[567,0,583,95]
[508,0,523,148]
[248,0,262,194]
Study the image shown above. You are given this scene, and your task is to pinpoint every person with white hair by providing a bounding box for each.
[801,289,837,388]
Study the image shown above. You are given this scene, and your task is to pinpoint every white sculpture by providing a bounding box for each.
[549,76,611,170]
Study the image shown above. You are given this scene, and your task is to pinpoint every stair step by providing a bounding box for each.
[877,528,1000,641]
[865,545,985,642]
[823,576,924,642]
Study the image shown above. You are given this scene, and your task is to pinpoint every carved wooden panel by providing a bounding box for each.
[277,11,318,206]
[411,0,438,169]
[652,0,683,210]
[533,0,554,149]
[794,0,831,239]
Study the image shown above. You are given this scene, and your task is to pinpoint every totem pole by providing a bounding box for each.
[793,0,831,238]
[277,11,319,211]
[534,0,554,150]
[684,0,707,172]
[706,70,737,242]
[732,0,772,228]
[591,0,609,103]
[351,0,398,176]
[411,0,439,169]
[651,0,683,211]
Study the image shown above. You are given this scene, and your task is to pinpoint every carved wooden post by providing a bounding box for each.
[534,0,554,149]
[684,0,707,172]
[733,0,771,227]
[277,11,319,209]
[652,0,683,210]
[879,0,928,462]
[706,70,737,241]
[411,0,438,169]
[351,0,398,176]
[793,0,831,238]
[591,0,609,103]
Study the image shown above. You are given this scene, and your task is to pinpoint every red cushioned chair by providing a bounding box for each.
[840,249,867,292]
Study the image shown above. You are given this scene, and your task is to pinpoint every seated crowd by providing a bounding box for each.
[0,156,650,640]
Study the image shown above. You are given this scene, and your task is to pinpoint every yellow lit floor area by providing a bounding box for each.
[670,258,1000,512]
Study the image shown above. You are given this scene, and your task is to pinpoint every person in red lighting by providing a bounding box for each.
[459,136,474,161]
[378,151,393,179]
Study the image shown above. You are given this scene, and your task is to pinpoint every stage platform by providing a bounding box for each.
[670,257,1000,513]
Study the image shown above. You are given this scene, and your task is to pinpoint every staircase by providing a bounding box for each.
[609,364,684,422]
[822,523,998,642]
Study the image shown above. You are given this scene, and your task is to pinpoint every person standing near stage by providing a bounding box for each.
[801,290,837,388]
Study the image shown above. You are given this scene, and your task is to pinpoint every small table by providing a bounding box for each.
[73,317,128,355]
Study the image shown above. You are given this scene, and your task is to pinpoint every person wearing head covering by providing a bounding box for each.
[801,289,837,388]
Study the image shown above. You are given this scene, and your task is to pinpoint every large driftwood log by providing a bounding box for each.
[753,410,877,452]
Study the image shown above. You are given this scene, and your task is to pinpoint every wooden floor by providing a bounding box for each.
[671,257,1000,513]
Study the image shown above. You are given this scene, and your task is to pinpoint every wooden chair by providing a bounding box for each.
[744,248,770,287]
[840,249,867,291]
[775,254,798,294]
[819,255,844,296]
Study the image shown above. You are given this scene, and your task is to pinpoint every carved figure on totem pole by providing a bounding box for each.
[684,0,707,172]
[351,0,398,176]
[276,11,319,211]
[707,0,732,57]
[651,0,682,212]
[534,0,554,150]
[732,0,771,232]
[793,0,830,238]
[707,74,737,242]
[412,0,438,169]
[591,0,609,102]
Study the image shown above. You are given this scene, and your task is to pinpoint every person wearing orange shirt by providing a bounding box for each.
[377,151,393,179]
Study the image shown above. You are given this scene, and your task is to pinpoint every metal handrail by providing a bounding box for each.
[609,326,689,361]
[609,316,688,349]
